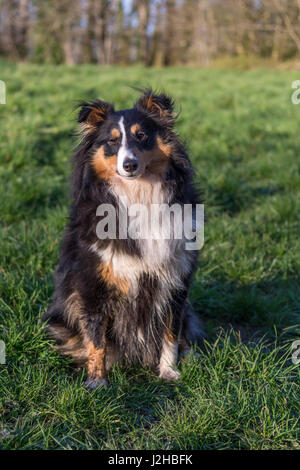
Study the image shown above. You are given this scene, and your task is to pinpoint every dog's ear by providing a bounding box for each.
[78,99,114,133]
[135,89,176,128]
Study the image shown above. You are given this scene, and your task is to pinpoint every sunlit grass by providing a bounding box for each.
[0,62,299,449]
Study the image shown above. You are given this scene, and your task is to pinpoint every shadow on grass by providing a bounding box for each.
[32,126,73,167]
[50,359,192,439]
[191,275,300,341]
[207,179,282,216]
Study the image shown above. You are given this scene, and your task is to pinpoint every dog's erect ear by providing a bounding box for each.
[135,89,176,127]
[78,99,114,133]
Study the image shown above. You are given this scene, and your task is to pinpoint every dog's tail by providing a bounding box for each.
[43,306,88,365]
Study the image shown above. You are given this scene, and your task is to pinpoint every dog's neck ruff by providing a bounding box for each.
[90,176,193,297]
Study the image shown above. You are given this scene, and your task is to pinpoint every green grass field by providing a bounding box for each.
[0,62,299,450]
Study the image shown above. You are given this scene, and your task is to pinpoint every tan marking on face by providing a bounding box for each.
[130,123,141,135]
[134,136,172,178]
[86,343,106,379]
[156,136,172,158]
[99,262,130,295]
[92,146,117,181]
[111,128,120,139]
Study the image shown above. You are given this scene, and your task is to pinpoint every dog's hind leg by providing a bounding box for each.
[179,298,205,358]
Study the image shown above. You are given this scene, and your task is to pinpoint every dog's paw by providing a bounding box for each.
[84,378,109,389]
[159,367,181,382]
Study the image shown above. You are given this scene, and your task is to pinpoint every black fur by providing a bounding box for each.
[43,89,203,384]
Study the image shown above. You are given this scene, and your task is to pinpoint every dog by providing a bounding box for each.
[43,89,203,388]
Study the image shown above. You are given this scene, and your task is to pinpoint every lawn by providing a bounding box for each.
[0,61,299,450]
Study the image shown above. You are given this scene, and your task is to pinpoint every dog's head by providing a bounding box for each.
[78,89,177,182]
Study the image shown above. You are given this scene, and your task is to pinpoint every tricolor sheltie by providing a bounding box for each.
[43,89,203,388]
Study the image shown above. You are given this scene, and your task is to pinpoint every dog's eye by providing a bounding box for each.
[135,131,146,142]
[108,137,118,145]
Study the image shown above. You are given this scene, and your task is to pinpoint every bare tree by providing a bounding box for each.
[2,0,300,66]
[0,0,30,60]
[271,0,300,54]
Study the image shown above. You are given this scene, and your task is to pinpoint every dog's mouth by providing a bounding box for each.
[116,170,142,180]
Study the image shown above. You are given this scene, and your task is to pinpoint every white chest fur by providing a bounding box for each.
[91,178,193,294]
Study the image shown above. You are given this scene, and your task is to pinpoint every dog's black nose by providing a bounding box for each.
[123,158,138,173]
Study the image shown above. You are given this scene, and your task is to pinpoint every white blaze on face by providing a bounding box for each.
[117,116,136,177]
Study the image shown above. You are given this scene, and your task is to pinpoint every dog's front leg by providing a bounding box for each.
[159,329,181,381]
[84,315,109,388]
[159,307,183,382]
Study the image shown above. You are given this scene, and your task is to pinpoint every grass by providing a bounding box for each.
[0,61,299,450]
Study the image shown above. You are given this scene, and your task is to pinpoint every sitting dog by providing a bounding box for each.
[43,89,203,388]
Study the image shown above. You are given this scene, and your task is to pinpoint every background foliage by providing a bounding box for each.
[3,1,300,66]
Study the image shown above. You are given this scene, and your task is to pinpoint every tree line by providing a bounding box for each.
[1,0,300,66]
